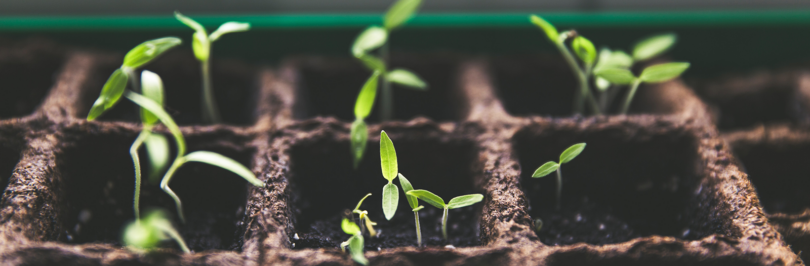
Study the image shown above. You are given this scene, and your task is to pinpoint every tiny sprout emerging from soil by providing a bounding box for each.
[533,218,544,232]
[175,11,250,124]
[398,173,425,246]
[352,0,427,121]
[379,130,401,220]
[532,143,586,211]
[594,62,690,114]
[405,190,483,240]
[123,209,190,254]
[340,218,368,265]
[352,193,378,237]
[351,71,381,168]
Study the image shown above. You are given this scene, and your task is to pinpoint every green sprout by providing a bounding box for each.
[123,209,190,253]
[379,130,401,221]
[351,193,378,238]
[532,143,586,210]
[175,11,251,124]
[405,190,483,240]
[398,173,424,246]
[352,0,427,121]
[595,62,690,114]
[350,71,380,168]
[340,218,368,265]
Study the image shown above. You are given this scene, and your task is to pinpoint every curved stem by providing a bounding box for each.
[414,211,422,247]
[621,79,643,115]
[201,59,221,124]
[441,208,448,240]
[160,158,187,223]
[555,42,601,115]
[380,41,393,121]
[556,167,562,211]
[129,130,151,220]
[155,221,191,253]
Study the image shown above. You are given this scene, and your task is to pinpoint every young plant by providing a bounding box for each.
[350,71,381,168]
[398,173,424,246]
[175,11,251,124]
[340,218,368,265]
[532,143,586,210]
[352,0,427,121]
[405,190,483,240]
[351,193,378,237]
[123,209,190,253]
[594,62,690,114]
[379,130,401,220]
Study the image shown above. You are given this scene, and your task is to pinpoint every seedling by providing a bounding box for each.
[350,71,380,168]
[175,11,251,124]
[379,130,401,220]
[340,218,368,265]
[532,143,586,210]
[351,193,378,237]
[594,62,690,114]
[398,173,425,246]
[123,209,190,253]
[352,0,427,121]
[405,190,483,240]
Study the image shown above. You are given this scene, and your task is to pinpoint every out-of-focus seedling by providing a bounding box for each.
[175,11,250,124]
[123,209,190,253]
[340,218,368,265]
[532,143,586,210]
[351,193,378,237]
[350,71,380,168]
[594,62,690,114]
[352,0,427,121]
[379,130,401,220]
[405,190,483,240]
[398,173,424,246]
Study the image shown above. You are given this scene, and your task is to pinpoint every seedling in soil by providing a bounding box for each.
[532,143,586,210]
[351,71,380,168]
[380,130,401,220]
[352,0,427,121]
[340,218,368,265]
[87,69,265,223]
[405,190,483,240]
[123,209,190,253]
[594,62,690,114]
[398,173,425,246]
[175,11,250,124]
[352,193,378,237]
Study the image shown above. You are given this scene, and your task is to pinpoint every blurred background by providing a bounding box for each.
[0,0,809,78]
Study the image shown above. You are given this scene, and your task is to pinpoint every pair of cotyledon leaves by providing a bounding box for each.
[532,143,586,178]
[349,71,382,168]
[123,209,189,253]
[341,218,368,265]
[174,11,250,62]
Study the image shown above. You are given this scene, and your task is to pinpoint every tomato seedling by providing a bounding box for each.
[351,193,378,237]
[398,173,425,246]
[379,130,401,220]
[405,190,483,240]
[340,218,368,265]
[532,143,586,210]
[122,209,189,253]
[350,71,380,168]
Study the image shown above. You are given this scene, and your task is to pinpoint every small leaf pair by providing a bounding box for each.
[340,218,368,265]
[122,209,189,253]
[533,143,586,210]
[352,193,378,237]
[350,72,381,169]
[406,190,484,240]
[594,62,690,114]
[380,131,400,221]
[398,173,424,246]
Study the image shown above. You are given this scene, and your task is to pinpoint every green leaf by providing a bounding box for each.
[87,68,129,121]
[357,54,386,72]
[382,183,399,220]
[122,218,162,250]
[633,33,677,61]
[341,218,361,235]
[124,91,185,159]
[594,48,633,72]
[140,70,164,126]
[122,37,182,69]
[384,0,422,30]
[183,151,264,187]
[594,68,636,85]
[447,194,484,209]
[348,235,368,265]
[350,119,368,169]
[530,15,558,43]
[387,69,427,90]
[143,209,190,253]
[209,21,250,42]
[145,133,170,182]
[192,31,211,62]
[639,62,690,83]
[354,193,372,212]
[398,173,418,209]
[354,71,380,119]
[406,189,445,209]
[352,26,388,58]
[595,77,610,92]
[572,36,597,65]
[174,11,206,33]
[560,143,586,164]
[532,161,559,178]
[379,131,398,182]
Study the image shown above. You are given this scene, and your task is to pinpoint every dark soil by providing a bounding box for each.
[292,55,461,122]
[732,142,810,214]
[0,38,66,119]
[57,132,254,251]
[0,144,20,198]
[514,126,707,245]
[88,49,258,126]
[287,134,482,249]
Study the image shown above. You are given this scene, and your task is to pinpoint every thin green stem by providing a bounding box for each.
[201,59,221,124]
[598,90,607,113]
[129,130,151,220]
[414,211,422,247]
[441,208,448,240]
[555,42,601,115]
[556,167,562,211]
[155,222,191,253]
[160,158,187,223]
[380,41,393,121]
[621,79,643,115]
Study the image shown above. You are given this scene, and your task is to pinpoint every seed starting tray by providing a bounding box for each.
[0,39,803,265]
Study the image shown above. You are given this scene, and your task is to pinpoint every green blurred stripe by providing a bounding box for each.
[1,9,810,30]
